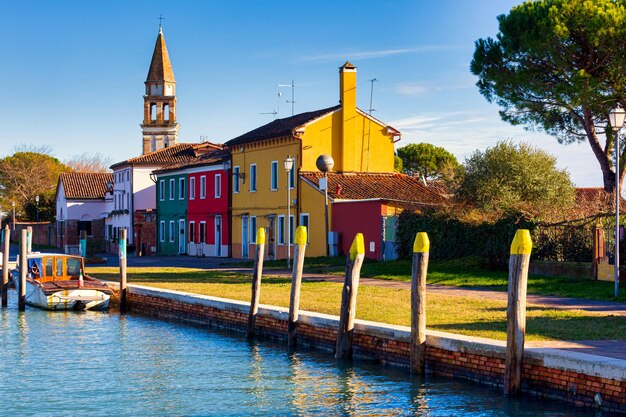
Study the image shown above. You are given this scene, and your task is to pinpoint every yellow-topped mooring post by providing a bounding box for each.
[504,229,532,396]
[411,232,430,374]
[288,226,308,348]
[1,226,10,308]
[247,227,266,339]
[335,233,365,359]
[119,228,128,314]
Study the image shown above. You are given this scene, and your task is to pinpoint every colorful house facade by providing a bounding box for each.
[154,150,230,257]
[225,62,401,259]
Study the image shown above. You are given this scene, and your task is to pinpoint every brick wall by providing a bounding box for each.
[121,285,626,414]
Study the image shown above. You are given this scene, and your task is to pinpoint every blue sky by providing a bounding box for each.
[1,0,598,186]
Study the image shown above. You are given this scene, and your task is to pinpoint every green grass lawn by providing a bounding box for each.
[86,265,626,342]
[242,256,626,302]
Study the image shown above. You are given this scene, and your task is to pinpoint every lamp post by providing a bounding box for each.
[35,195,40,222]
[11,202,15,230]
[284,156,295,268]
[316,155,334,257]
[609,103,625,298]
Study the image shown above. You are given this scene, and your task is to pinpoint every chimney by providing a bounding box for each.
[339,61,357,171]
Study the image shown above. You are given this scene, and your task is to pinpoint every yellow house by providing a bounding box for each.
[225,62,401,259]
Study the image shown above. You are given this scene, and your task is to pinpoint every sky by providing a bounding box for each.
[0,0,601,186]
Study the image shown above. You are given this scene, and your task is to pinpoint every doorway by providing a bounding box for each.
[267,215,276,260]
[178,219,186,254]
[215,215,222,257]
[242,216,249,258]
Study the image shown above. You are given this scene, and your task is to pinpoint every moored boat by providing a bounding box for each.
[11,253,112,311]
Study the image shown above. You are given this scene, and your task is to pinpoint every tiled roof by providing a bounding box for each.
[300,171,447,206]
[59,172,113,199]
[110,142,222,169]
[224,106,340,147]
[146,29,175,83]
[153,149,230,174]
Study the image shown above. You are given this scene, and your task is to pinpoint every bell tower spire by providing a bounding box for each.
[141,26,179,154]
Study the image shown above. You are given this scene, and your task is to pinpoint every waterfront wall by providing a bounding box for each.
[122,284,626,414]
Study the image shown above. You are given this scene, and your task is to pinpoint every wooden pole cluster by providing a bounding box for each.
[247,227,266,339]
[18,229,27,311]
[504,229,532,396]
[1,226,10,308]
[119,228,128,313]
[80,230,87,258]
[410,232,430,374]
[288,226,308,348]
[335,233,365,359]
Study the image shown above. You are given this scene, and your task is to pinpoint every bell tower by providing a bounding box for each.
[141,27,179,154]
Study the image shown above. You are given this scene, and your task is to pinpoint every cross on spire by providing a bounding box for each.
[158,14,165,30]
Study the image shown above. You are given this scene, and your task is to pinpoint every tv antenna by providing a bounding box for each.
[277,80,295,116]
[259,91,281,119]
[368,78,378,115]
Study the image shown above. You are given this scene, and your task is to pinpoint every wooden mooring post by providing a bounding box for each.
[410,232,430,374]
[504,229,532,395]
[80,230,87,258]
[335,233,365,359]
[1,226,10,308]
[119,228,128,313]
[247,227,266,339]
[287,226,308,348]
[26,226,32,254]
[18,229,27,311]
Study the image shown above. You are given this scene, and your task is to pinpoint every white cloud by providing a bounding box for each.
[299,45,459,63]
[392,82,472,97]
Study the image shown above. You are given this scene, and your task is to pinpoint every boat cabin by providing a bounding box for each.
[27,255,84,282]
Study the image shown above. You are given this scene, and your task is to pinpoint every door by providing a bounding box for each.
[267,215,276,260]
[215,215,222,257]
[242,216,249,258]
[178,219,186,254]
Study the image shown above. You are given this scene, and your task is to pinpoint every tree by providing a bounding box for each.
[396,143,459,181]
[457,141,575,213]
[394,155,403,173]
[65,152,112,173]
[470,0,626,192]
[0,151,71,221]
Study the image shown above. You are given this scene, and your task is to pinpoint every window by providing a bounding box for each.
[179,178,186,199]
[189,177,196,200]
[159,221,165,242]
[169,179,175,200]
[159,180,165,201]
[126,171,129,181]
[169,221,175,242]
[277,215,285,245]
[250,164,257,192]
[250,216,257,243]
[289,164,295,189]
[215,174,221,198]
[199,222,206,243]
[299,213,310,244]
[270,161,278,191]
[189,221,195,243]
[126,193,130,210]
[151,103,157,121]
[233,166,240,193]
[200,176,206,199]
[289,215,295,244]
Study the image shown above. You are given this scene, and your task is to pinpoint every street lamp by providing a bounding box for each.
[11,201,15,230]
[316,154,334,257]
[284,155,295,268]
[35,195,40,222]
[609,103,625,298]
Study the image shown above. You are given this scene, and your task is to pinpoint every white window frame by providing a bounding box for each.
[169,221,175,242]
[277,215,285,245]
[289,215,295,245]
[199,221,206,244]
[189,177,196,200]
[179,177,186,200]
[215,174,221,198]
[200,175,206,199]
[189,221,196,243]
[250,216,257,244]
[299,213,310,244]
[233,166,240,193]
[169,179,175,200]
[270,160,278,191]
[159,221,165,242]
[159,180,165,201]
[250,164,257,192]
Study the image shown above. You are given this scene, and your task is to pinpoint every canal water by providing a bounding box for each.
[0,294,606,416]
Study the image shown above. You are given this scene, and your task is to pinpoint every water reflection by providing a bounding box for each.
[0,293,611,416]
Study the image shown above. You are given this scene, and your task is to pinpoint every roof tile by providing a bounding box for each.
[59,172,113,199]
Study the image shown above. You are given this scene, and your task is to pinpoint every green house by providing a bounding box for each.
[155,172,188,255]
